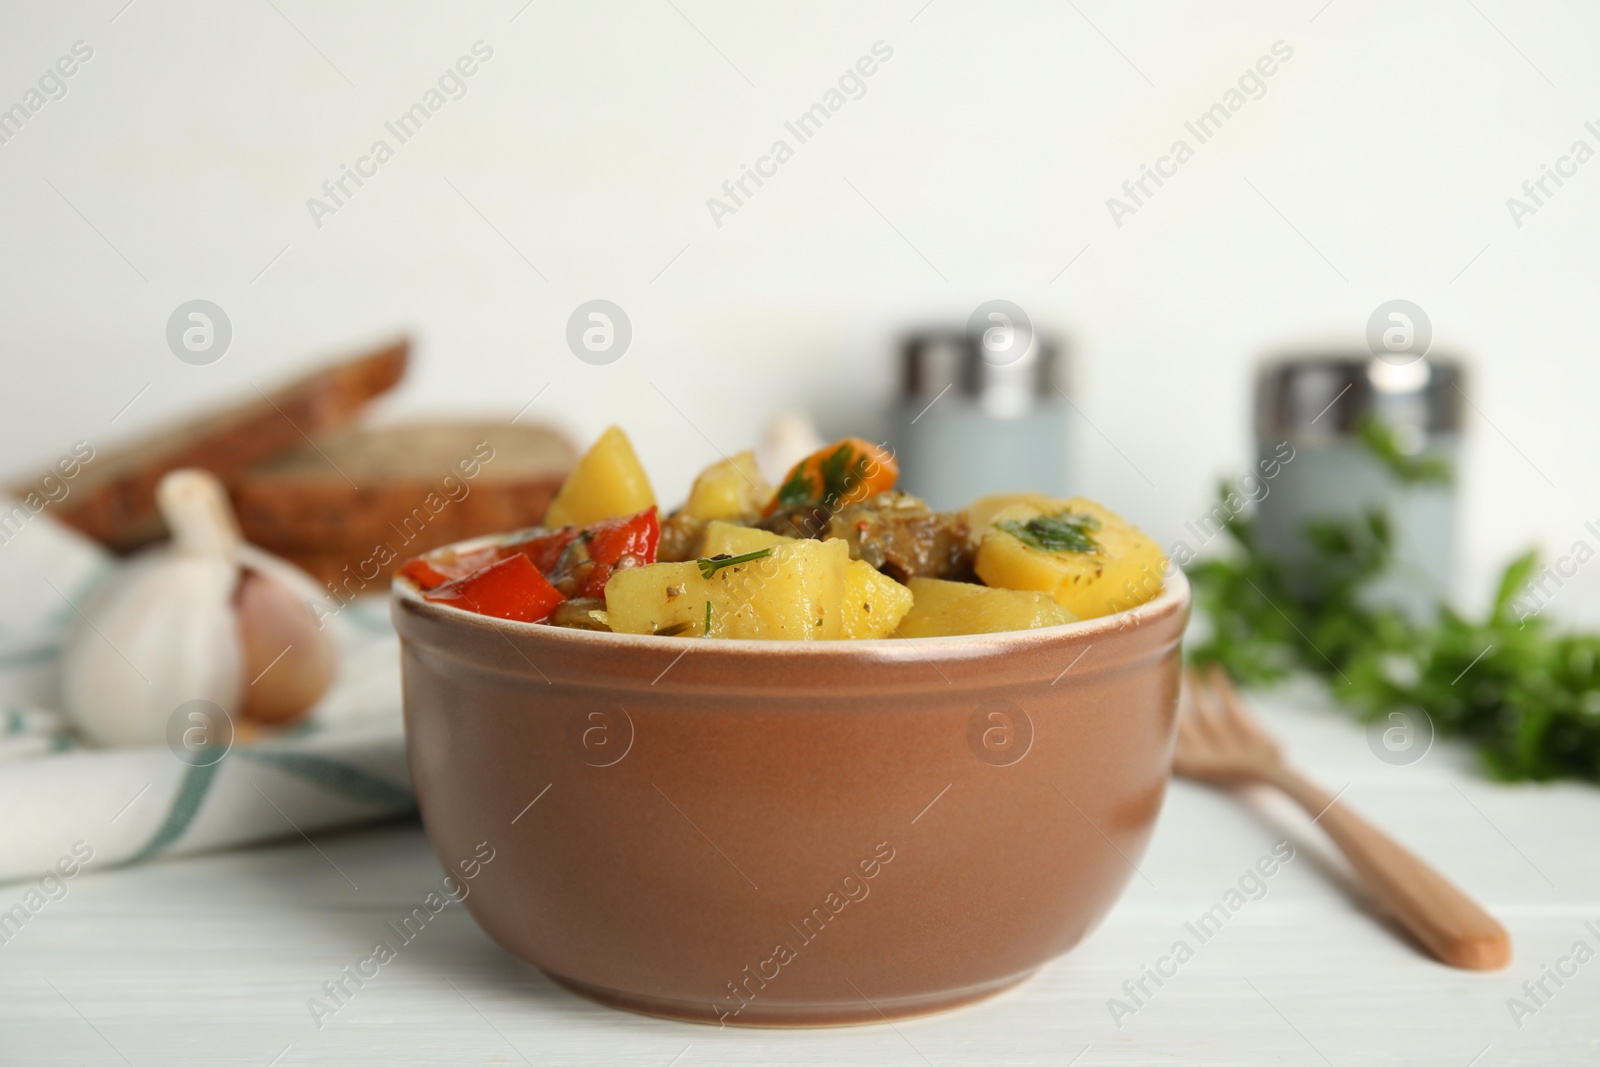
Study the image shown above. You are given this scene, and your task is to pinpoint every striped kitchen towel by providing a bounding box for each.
[0,504,413,884]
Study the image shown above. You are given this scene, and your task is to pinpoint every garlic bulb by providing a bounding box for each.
[61,469,336,747]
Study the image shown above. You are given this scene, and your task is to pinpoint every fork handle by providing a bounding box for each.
[1270,767,1511,971]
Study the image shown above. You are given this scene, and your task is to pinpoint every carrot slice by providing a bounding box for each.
[765,438,898,516]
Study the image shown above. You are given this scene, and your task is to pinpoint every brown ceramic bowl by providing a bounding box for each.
[393,557,1189,1026]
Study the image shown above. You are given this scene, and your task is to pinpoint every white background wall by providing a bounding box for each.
[3,0,1597,616]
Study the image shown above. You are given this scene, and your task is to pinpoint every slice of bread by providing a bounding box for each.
[229,421,574,587]
[28,340,408,551]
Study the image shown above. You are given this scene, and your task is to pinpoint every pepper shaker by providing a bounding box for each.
[888,329,1074,511]
[1253,354,1464,619]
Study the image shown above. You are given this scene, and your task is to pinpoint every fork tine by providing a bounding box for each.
[1205,664,1277,749]
[1181,665,1202,709]
[1176,668,1201,726]
[1204,664,1236,712]
[1181,666,1223,745]
[1173,669,1210,766]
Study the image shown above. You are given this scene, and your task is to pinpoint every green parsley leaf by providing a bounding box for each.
[775,463,816,511]
[774,442,870,511]
[998,510,1101,554]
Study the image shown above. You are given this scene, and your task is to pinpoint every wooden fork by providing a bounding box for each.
[1174,665,1511,971]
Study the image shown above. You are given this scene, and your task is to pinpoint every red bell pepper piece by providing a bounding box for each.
[588,507,660,568]
[422,554,566,623]
[397,556,454,591]
[404,509,657,605]
[500,526,582,575]
[571,507,660,598]
[400,528,578,592]
[398,543,504,590]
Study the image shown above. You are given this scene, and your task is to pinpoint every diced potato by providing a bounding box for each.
[699,521,908,639]
[897,577,1075,637]
[700,521,791,557]
[544,426,656,527]
[962,492,1062,545]
[605,538,851,640]
[841,560,913,639]
[682,451,773,521]
[973,497,1165,619]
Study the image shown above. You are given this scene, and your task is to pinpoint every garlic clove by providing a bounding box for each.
[236,568,337,724]
[235,542,339,726]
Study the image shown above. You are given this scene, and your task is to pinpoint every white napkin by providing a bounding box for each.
[0,504,413,884]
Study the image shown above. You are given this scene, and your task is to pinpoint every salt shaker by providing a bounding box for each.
[1252,355,1464,618]
[888,329,1074,511]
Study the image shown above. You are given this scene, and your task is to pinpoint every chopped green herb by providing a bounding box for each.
[1188,483,1600,784]
[998,510,1101,554]
[775,462,816,512]
[696,547,773,579]
[654,621,693,637]
[817,444,870,509]
[704,599,713,636]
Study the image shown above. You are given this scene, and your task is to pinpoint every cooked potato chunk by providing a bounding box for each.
[973,497,1165,619]
[897,577,1075,637]
[544,426,656,527]
[841,560,912,639]
[682,451,773,521]
[701,520,789,557]
[962,492,1061,546]
[700,521,909,639]
[605,538,851,639]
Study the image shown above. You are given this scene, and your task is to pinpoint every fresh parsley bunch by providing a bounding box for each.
[1188,467,1600,783]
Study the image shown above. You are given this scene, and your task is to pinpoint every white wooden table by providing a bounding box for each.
[3,681,1596,1066]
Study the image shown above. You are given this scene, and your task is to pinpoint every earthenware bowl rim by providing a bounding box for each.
[392,529,1190,655]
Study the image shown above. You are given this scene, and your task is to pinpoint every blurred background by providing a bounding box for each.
[3,0,1598,617]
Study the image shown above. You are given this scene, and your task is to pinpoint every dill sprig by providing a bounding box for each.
[696,547,773,580]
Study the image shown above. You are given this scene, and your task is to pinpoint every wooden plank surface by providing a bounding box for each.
[2,682,1595,1066]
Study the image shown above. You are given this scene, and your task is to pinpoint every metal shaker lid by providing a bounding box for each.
[900,329,1065,419]
[1255,354,1465,440]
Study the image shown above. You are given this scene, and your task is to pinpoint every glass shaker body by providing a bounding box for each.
[889,331,1075,511]
[1252,356,1463,620]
